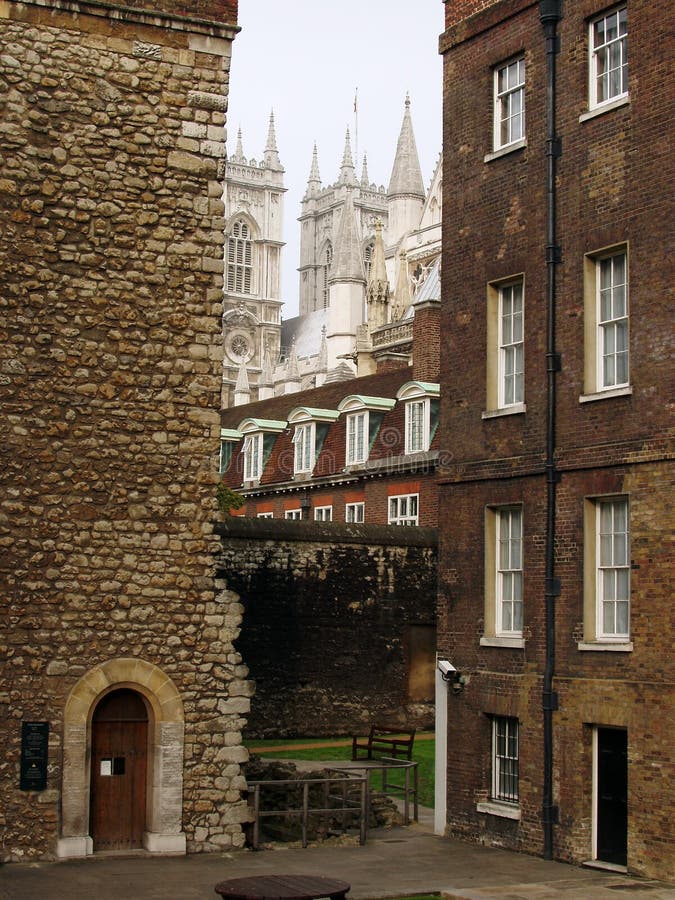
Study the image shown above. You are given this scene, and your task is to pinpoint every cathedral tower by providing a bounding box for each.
[222,113,286,407]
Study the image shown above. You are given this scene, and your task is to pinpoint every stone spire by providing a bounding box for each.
[360,153,370,188]
[318,325,328,371]
[338,128,357,186]
[330,188,365,283]
[231,127,246,164]
[366,219,390,329]
[287,336,299,379]
[387,94,425,199]
[305,143,322,197]
[285,337,301,393]
[391,248,412,321]
[233,357,250,406]
[264,109,283,171]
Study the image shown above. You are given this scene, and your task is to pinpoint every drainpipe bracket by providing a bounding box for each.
[546,576,561,596]
[546,137,562,158]
[545,244,562,264]
[543,690,559,711]
[542,804,560,825]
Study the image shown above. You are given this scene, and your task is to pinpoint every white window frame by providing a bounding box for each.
[345,502,365,524]
[285,509,302,520]
[498,281,524,408]
[581,245,631,402]
[494,57,525,151]
[492,716,519,804]
[597,251,629,391]
[314,506,332,522]
[405,398,429,454]
[580,495,632,651]
[482,505,526,649]
[596,497,630,640]
[243,433,262,482]
[346,411,368,466]
[388,494,419,526]
[589,6,628,110]
[293,422,315,475]
[256,511,273,519]
[496,507,523,637]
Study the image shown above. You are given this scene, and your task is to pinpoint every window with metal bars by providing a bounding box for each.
[492,716,519,803]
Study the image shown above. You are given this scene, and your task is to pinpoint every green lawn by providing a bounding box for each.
[246,735,435,808]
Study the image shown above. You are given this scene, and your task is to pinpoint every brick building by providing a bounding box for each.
[0,0,251,861]
[437,0,673,881]
[219,301,441,526]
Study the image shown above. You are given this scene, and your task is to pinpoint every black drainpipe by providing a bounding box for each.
[539,0,562,861]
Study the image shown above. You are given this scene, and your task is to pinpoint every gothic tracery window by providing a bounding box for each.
[227,220,253,294]
[321,243,333,308]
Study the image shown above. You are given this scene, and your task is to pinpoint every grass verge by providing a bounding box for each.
[246,734,435,808]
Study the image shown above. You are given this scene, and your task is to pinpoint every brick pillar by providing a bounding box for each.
[412,299,440,382]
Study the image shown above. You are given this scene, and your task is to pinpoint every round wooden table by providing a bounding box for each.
[214,874,351,900]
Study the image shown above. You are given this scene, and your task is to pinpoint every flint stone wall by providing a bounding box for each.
[0,0,247,861]
[215,519,438,738]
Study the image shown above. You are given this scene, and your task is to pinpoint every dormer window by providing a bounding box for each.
[287,407,340,478]
[237,418,286,485]
[346,412,367,465]
[242,433,262,481]
[338,395,396,469]
[396,382,440,455]
[293,422,315,474]
[219,428,242,474]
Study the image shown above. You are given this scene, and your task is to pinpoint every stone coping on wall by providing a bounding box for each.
[16,0,240,38]
[215,518,438,548]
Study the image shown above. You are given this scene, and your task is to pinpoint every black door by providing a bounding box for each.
[597,727,627,866]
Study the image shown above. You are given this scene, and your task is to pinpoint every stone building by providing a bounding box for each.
[437,0,673,881]
[0,0,251,861]
[223,98,442,401]
[221,116,285,409]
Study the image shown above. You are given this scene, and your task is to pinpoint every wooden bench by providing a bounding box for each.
[351,725,416,761]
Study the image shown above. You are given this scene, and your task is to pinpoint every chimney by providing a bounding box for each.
[412,299,440,382]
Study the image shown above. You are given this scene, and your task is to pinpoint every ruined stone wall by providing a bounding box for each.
[215,519,438,738]
[0,0,248,861]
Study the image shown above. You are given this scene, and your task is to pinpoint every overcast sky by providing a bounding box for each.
[226,1,444,317]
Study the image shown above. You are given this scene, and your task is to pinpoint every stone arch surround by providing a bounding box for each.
[57,658,186,858]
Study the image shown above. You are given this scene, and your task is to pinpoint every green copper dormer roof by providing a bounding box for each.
[220,428,243,440]
[237,418,287,433]
[396,381,440,401]
[287,407,341,424]
[337,395,397,413]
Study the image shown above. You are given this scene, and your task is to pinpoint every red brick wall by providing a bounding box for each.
[439,0,674,880]
[412,300,441,383]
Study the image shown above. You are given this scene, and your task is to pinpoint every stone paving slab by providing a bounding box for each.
[0,824,673,900]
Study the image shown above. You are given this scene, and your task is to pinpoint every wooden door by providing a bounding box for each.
[596,727,628,866]
[90,689,148,851]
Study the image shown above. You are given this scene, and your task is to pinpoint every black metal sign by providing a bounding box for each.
[20,721,49,791]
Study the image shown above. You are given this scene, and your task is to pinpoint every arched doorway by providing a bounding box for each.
[90,689,148,850]
[58,658,186,859]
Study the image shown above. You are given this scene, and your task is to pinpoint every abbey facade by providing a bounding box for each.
[222,98,442,406]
